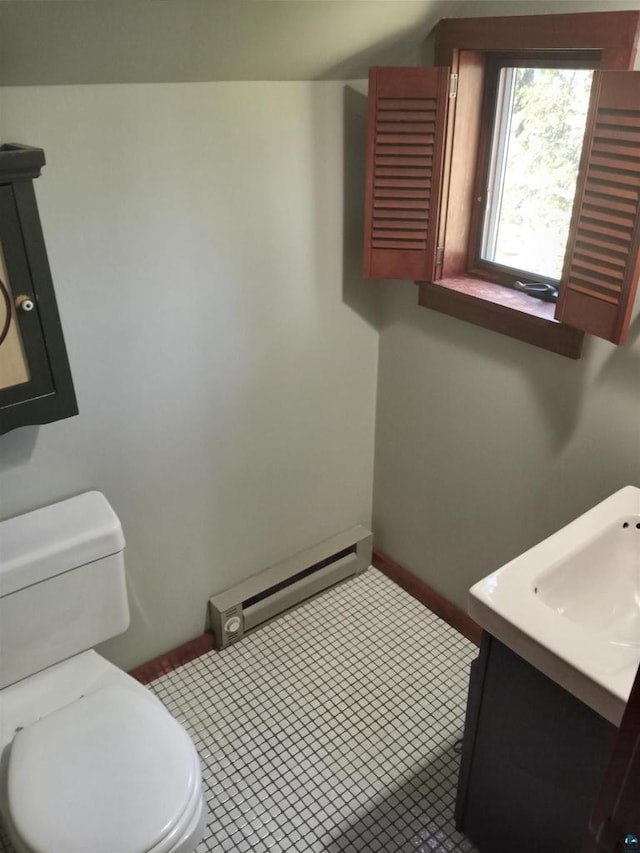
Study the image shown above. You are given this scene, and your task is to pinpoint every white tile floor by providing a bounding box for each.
[0,568,478,853]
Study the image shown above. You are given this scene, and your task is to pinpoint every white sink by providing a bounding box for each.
[469,485,640,726]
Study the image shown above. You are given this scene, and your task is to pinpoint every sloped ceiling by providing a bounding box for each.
[1,0,638,86]
[0,0,463,85]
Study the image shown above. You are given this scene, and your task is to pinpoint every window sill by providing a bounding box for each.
[417,275,584,359]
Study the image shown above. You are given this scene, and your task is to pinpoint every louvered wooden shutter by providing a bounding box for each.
[556,71,640,344]
[363,67,450,281]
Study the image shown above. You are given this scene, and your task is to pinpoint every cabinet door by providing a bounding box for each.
[0,184,54,406]
[459,637,616,853]
[0,181,77,434]
[583,662,640,851]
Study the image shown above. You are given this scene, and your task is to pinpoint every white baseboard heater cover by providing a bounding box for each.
[209,525,372,649]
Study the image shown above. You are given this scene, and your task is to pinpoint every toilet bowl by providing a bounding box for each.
[0,653,207,853]
[0,493,207,853]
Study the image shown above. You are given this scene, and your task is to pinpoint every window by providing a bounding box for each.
[477,59,594,284]
[363,12,640,357]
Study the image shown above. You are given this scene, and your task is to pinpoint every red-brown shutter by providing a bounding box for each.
[363,67,450,281]
[556,71,640,344]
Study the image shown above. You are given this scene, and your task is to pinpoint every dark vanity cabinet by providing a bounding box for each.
[0,144,77,434]
[456,634,617,853]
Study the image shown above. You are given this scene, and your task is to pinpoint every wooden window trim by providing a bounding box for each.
[418,275,584,359]
[433,12,640,70]
[418,11,640,358]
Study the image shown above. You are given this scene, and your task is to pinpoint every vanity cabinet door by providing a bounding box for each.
[457,636,617,853]
[0,152,77,434]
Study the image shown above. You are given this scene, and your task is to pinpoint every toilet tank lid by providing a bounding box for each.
[0,492,125,597]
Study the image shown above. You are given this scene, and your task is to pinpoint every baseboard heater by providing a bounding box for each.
[208,525,372,649]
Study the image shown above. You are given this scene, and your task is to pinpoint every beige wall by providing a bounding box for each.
[0,81,378,669]
[372,0,640,610]
[1,0,638,669]
[373,283,640,609]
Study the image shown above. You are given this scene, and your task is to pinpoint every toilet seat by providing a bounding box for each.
[6,684,202,853]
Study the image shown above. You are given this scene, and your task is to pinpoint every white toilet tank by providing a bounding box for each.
[0,492,129,689]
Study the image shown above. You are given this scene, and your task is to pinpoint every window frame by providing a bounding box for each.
[418,11,640,358]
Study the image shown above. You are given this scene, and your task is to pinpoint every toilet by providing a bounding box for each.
[0,492,207,853]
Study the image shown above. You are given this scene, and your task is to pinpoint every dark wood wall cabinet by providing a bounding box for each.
[363,11,640,357]
[456,634,617,853]
[0,144,77,434]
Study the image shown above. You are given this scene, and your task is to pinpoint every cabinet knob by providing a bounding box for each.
[15,295,35,313]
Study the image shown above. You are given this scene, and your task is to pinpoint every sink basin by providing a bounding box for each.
[469,485,640,725]
[536,516,640,648]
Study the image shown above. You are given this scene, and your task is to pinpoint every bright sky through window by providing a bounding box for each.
[482,67,594,281]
